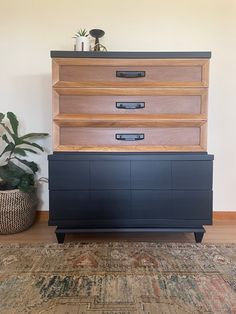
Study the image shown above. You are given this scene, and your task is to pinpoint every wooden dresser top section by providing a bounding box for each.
[51,51,211,152]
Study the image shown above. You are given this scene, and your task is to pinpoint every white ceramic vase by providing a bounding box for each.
[76,36,90,51]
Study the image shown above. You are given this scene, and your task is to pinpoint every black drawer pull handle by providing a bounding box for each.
[116,102,145,109]
[116,71,145,78]
[115,133,145,141]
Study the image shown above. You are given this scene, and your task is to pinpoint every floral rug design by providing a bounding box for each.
[0,242,236,313]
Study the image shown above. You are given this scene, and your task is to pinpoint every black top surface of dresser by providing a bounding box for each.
[50,51,211,59]
[49,152,214,161]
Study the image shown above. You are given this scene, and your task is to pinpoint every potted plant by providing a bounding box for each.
[0,112,48,234]
[73,28,90,51]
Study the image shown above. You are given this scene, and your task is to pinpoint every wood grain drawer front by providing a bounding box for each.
[53,58,209,87]
[59,65,201,84]
[59,127,200,148]
[58,94,204,115]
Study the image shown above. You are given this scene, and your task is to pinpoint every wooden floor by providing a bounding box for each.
[1,219,236,243]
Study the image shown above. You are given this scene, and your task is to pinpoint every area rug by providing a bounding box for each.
[0,242,236,314]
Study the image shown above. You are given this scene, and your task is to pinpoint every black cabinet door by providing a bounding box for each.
[49,161,89,190]
[131,161,171,189]
[131,190,172,218]
[171,191,212,220]
[49,191,90,220]
[91,161,130,189]
[172,161,213,190]
[90,190,131,219]
[49,190,131,222]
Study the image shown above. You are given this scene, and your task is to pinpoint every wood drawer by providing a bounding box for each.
[58,126,202,151]
[53,58,209,87]
[51,53,210,153]
[54,89,207,115]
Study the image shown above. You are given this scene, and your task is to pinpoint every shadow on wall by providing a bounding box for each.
[9,74,52,136]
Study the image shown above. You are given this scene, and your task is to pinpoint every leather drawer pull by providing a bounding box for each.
[116,102,145,109]
[115,133,145,141]
[116,71,145,78]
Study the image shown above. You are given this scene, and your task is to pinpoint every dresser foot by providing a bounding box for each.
[194,231,205,243]
[55,230,65,243]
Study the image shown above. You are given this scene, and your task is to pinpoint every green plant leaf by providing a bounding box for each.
[0,123,14,139]
[11,133,24,145]
[76,28,88,37]
[15,157,39,173]
[0,180,19,190]
[23,148,38,154]
[0,177,20,190]
[7,161,26,176]
[0,166,9,180]
[0,143,15,158]
[22,140,44,152]
[2,134,10,144]
[0,112,47,191]
[0,112,5,123]
[18,173,34,192]
[7,112,19,136]
[14,147,27,156]
[0,164,22,188]
[0,161,35,191]
[20,132,48,140]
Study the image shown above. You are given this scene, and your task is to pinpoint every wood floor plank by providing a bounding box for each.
[1,220,235,243]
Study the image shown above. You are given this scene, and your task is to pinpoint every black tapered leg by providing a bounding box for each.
[56,231,65,243]
[194,231,204,243]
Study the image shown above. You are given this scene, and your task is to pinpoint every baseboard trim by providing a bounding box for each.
[213,211,236,221]
[36,211,49,222]
[36,210,236,222]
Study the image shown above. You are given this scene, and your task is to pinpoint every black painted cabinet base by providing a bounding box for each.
[55,226,206,244]
[49,153,213,244]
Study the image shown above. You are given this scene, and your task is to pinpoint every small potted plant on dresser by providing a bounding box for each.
[73,28,90,51]
[0,112,48,234]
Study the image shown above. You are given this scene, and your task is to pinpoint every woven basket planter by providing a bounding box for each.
[0,189,38,234]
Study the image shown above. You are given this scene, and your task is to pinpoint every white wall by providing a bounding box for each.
[0,0,236,211]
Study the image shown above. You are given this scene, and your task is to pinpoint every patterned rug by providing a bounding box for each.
[0,242,236,314]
